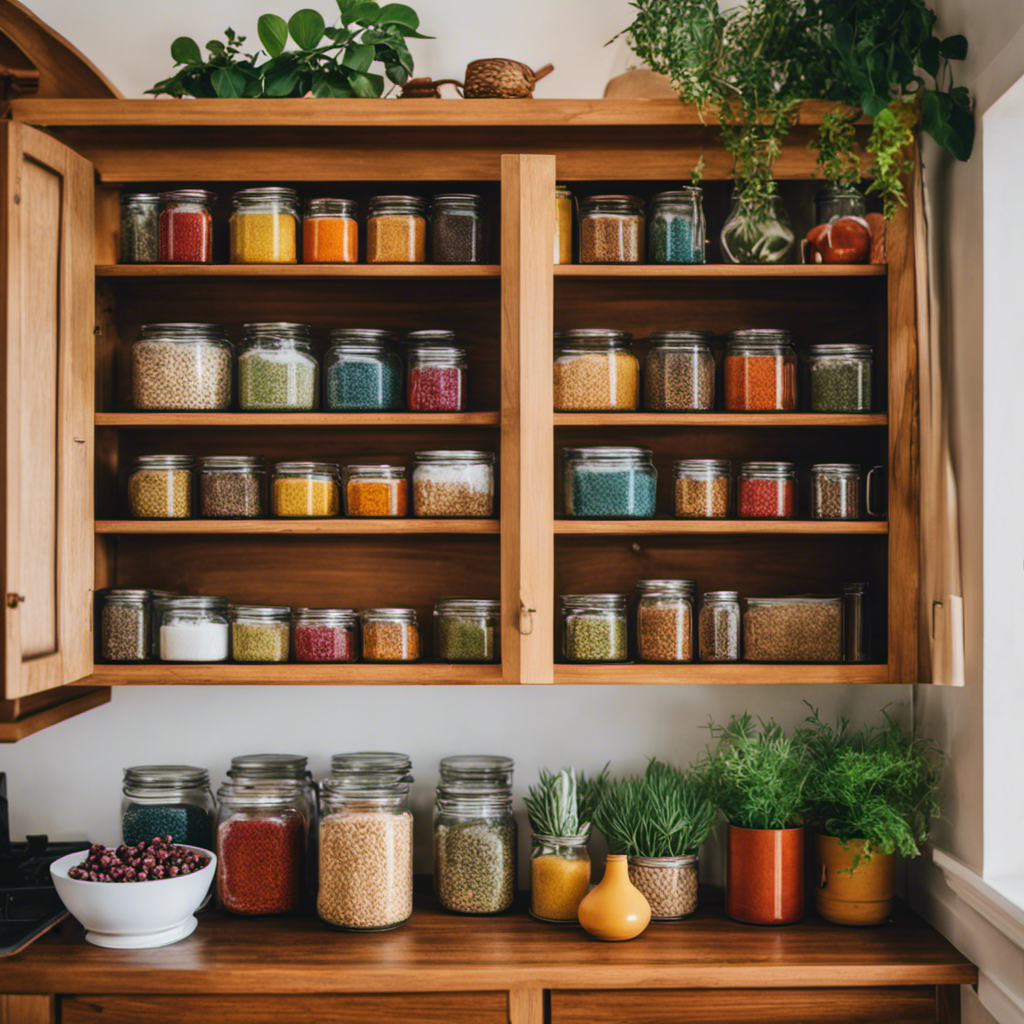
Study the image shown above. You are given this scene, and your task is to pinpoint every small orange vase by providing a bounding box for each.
[577,854,651,941]
[726,823,804,925]
[816,834,895,926]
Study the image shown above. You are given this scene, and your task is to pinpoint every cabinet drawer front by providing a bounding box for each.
[551,987,938,1024]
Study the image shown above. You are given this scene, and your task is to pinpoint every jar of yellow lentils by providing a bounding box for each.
[271,461,340,518]
[554,184,573,264]
[554,329,639,411]
[127,455,195,519]
[230,187,300,264]
[367,195,427,264]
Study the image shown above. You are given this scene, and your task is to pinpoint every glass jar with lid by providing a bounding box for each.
[271,461,340,517]
[553,329,639,412]
[158,595,230,662]
[811,463,860,520]
[648,188,706,264]
[699,591,741,662]
[645,331,716,411]
[199,455,266,518]
[815,185,867,225]
[360,608,420,662]
[325,328,402,411]
[127,454,194,518]
[561,593,628,663]
[737,461,798,519]
[120,192,160,264]
[344,464,407,517]
[227,753,316,830]
[562,446,657,518]
[530,832,591,923]
[439,754,514,789]
[554,184,573,264]
[434,598,501,663]
[743,595,843,662]
[412,450,494,517]
[158,189,216,264]
[579,195,645,263]
[674,459,731,518]
[406,331,468,412]
[293,608,359,663]
[238,323,318,411]
[121,765,215,849]
[330,751,414,785]
[132,323,233,411]
[230,605,291,663]
[724,329,798,411]
[367,195,427,263]
[101,589,151,662]
[807,343,873,412]
[636,579,695,663]
[303,197,358,264]
[431,193,486,264]
[230,186,300,264]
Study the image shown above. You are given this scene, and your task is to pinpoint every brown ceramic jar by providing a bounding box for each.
[726,823,804,925]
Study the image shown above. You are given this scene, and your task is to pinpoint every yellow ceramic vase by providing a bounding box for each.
[816,834,896,926]
[577,854,651,941]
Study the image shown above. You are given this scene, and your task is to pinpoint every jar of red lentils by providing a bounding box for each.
[292,608,359,663]
[367,195,427,264]
[159,189,216,264]
[737,461,798,519]
[230,187,300,264]
[724,329,798,411]
[302,197,358,264]
[579,195,645,264]
[406,331,468,412]
[360,608,420,662]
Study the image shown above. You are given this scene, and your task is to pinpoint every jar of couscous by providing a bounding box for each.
[230,187,300,264]
[554,329,639,412]
[271,461,340,517]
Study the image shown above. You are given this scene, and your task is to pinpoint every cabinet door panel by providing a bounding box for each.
[1,121,94,697]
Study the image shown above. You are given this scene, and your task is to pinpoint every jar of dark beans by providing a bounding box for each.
[811,463,861,520]
[406,331,468,412]
[579,195,645,263]
[199,456,266,518]
[121,764,215,849]
[431,193,486,264]
[101,589,151,662]
[120,192,160,264]
[434,598,501,663]
[644,331,716,411]
[293,608,359,663]
[647,188,705,264]
[807,343,873,413]
[698,591,741,662]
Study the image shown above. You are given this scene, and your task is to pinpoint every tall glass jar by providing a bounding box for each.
[645,331,715,411]
[344,464,407,517]
[324,329,402,411]
[303,197,358,264]
[561,594,628,663]
[699,590,741,662]
[628,854,699,920]
[238,323,318,411]
[271,461,340,518]
[554,184,573,264]
[579,195,645,263]
[531,833,591,923]
[132,324,233,411]
[230,187,300,264]
[230,605,291,663]
[737,461,798,519]
[127,454,194,519]
[120,192,160,264]
[815,185,867,225]
[720,190,796,264]
[674,459,731,519]
[807,343,873,413]
[367,195,427,263]
[412,450,495,517]
[293,608,359,663]
[406,333,468,412]
[159,189,216,264]
[199,455,266,519]
[121,765,215,849]
[724,329,798,411]
[431,193,485,264]
[811,463,860,520]
[636,579,695,663]
[648,188,705,264]
[158,596,230,663]
[360,608,420,662]
[562,446,657,518]
[100,589,151,662]
[553,329,639,412]
[434,598,500,663]
[843,582,870,662]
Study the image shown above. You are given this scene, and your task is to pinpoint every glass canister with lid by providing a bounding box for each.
[554,184,573,264]
[158,189,216,264]
[238,323,318,411]
[579,195,645,263]
[647,188,706,264]
[158,595,230,662]
[367,195,428,263]
[743,595,843,662]
[434,598,501,663]
[737,461,798,519]
[360,608,420,662]
[121,764,215,849]
[807,343,873,412]
[412,450,494,517]
[293,608,359,663]
[227,753,316,832]
[132,323,233,411]
[561,593,628,663]
[811,463,861,520]
[324,328,402,411]
[271,461,340,517]
[344,464,408,517]
[199,456,266,518]
[230,186,300,264]
[699,590,741,662]
[329,751,414,785]
[530,830,591,924]
[406,330,468,412]
[303,197,358,264]
[645,331,716,411]
[120,192,160,264]
[562,446,657,518]
[553,329,639,412]
[127,455,194,519]
[431,193,486,264]
[636,579,696,663]
[724,329,798,411]
[100,589,151,662]
[674,459,731,519]
[230,605,291,663]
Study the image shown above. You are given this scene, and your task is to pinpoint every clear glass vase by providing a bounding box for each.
[720,191,796,265]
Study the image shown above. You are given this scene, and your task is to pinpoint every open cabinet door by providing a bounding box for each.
[0,120,94,701]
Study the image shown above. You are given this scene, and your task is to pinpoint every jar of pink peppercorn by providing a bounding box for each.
[159,189,216,264]
[292,608,359,663]
[406,331,467,412]
[737,461,797,519]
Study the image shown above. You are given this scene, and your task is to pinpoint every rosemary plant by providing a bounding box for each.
[524,766,608,839]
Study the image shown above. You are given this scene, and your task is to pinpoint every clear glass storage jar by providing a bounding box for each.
[158,595,230,663]
[647,188,705,264]
[553,329,639,412]
[431,193,485,264]
[120,192,160,264]
[238,323,318,411]
[330,751,414,786]
[121,764,215,849]
[360,608,419,662]
[127,454,194,518]
[303,197,358,264]
[149,590,176,660]
[807,343,873,413]
[412,450,494,517]
[645,331,716,411]
[724,329,798,411]
[101,589,151,663]
[344,464,407,517]
[132,323,233,411]
[367,195,427,263]
[199,455,266,519]
[230,605,291,663]
[438,754,514,789]
[636,579,695,663]
[811,463,860,520]
[554,184,573,264]
[699,590,741,662]
[324,328,402,411]
[406,332,468,412]
[562,446,657,518]
[579,194,644,263]
[271,461,340,517]
[434,598,500,663]
[230,186,299,264]
[159,189,216,264]
[293,608,359,663]
[815,185,867,225]
[628,854,699,920]
[743,595,843,662]
[674,459,731,519]
[531,833,590,923]
[737,461,798,519]
[561,593,628,663]
[843,582,870,662]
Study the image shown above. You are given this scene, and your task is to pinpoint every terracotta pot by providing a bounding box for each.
[726,823,804,925]
[816,834,895,926]
[577,854,651,941]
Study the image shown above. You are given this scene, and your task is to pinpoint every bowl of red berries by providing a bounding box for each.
[50,836,216,948]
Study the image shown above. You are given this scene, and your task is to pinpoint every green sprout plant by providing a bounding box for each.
[524,766,609,839]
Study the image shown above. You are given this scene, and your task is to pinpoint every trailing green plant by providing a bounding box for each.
[524,766,609,839]
[149,1,430,99]
[593,759,716,858]
[813,106,862,189]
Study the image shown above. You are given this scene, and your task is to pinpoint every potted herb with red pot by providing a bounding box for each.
[700,714,810,925]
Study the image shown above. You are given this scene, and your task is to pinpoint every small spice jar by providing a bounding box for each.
[361,608,419,662]
[554,184,573,264]
[367,195,427,264]
[271,461,340,517]
[807,343,873,413]
[238,323,318,411]
[743,595,843,662]
[121,765,215,849]
[120,192,160,264]
[737,461,798,519]
[553,329,639,412]
[699,590,741,662]
[199,455,266,519]
[412,450,495,518]
[531,833,591,923]
[636,579,695,663]
[344,464,408,517]
[434,597,501,663]
[561,594,628,663]
[406,331,468,412]
[674,459,731,519]
[324,329,402,411]
[127,454,194,519]
[231,605,291,663]
[628,855,699,920]
[645,331,716,411]
[293,608,359,663]
[647,188,705,264]
[100,589,151,662]
[815,185,867,225]
[215,780,307,915]
[724,329,798,411]
[302,198,358,264]
[843,582,870,662]
[811,463,860,520]
[579,195,645,264]
[159,189,216,264]
[158,595,230,663]
[562,446,657,518]
[230,186,300,264]
[431,193,486,264]
[132,323,233,411]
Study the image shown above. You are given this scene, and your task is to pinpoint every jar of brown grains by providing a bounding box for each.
[810,463,860,520]
[553,329,639,411]
[578,195,645,264]
[645,331,716,411]
[100,589,151,662]
[743,595,842,663]
[674,459,731,519]
[360,608,420,662]
[698,590,740,662]
[411,450,494,518]
[366,195,427,264]
[636,579,696,663]
[127,455,195,518]
[199,456,266,518]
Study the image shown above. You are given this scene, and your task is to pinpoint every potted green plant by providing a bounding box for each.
[593,759,716,921]
[700,714,810,925]
[799,707,943,925]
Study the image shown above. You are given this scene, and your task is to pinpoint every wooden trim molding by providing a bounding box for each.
[931,848,1024,951]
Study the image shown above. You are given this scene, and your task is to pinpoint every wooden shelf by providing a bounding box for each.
[95,519,499,535]
[554,413,887,427]
[554,663,890,685]
[96,264,501,278]
[554,519,887,535]
[555,264,887,278]
[95,412,500,428]
[89,664,504,686]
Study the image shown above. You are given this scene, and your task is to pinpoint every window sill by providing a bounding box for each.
[932,846,1024,950]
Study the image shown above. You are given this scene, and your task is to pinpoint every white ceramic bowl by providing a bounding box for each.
[50,844,216,949]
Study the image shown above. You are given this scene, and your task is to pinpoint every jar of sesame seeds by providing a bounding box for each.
[238,323,319,411]
[724,330,798,411]
[230,187,300,264]
[367,195,427,264]
[406,332,468,412]
[561,594,628,663]
[230,605,291,663]
[159,189,216,264]
[553,329,639,412]
[132,324,233,411]
[579,195,645,264]
[645,332,716,411]
[674,459,731,519]
[636,579,695,663]
[360,608,420,662]
[127,455,195,518]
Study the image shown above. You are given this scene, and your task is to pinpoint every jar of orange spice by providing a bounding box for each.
[303,198,358,263]
[367,195,427,263]
[344,464,408,517]
[723,329,798,411]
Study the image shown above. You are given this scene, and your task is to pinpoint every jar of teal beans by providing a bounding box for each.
[647,189,706,264]
[562,446,657,518]
[324,328,402,411]
[561,594,629,662]
[238,323,319,411]
[121,765,216,848]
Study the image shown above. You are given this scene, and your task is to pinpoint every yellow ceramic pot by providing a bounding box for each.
[577,854,651,941]
[816,834,895,926]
